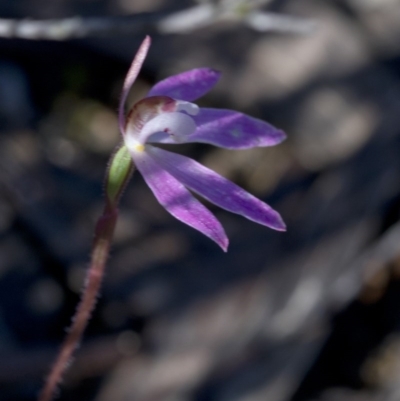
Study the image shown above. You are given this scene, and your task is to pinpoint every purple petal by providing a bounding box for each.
[119,36,151,134]
[147,68,221,102]
[131,149,229,251]
[189,108,286,149]
[148,147,286,231]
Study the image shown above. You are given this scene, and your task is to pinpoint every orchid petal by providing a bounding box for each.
[148,147,286,231]
[119,36,151,134]
[190,108,286,149]
[147,108,286,149]
[147,68,221,102]
[131,149,229,251]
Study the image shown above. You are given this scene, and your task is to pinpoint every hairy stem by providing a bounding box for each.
[38,204,118,401]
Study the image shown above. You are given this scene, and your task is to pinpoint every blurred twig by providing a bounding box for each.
[331,220,400,309]
[0,334,134,384]
[0,6,316,40]
[158,4,316,34]
[0,14,163,40]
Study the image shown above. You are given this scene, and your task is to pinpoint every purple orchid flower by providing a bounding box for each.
[119,36,286,251]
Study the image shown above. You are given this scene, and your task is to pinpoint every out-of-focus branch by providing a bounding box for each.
[331,220,400,309]
[0,14,164,40]
[158,3,316,34]
[0,6,316,40]
[244,11,317,34]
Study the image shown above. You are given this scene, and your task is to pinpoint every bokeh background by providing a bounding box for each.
[1,0,400,400]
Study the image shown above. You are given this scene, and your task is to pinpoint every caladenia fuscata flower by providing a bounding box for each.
[118,36,286,251]
[38,35,287,401]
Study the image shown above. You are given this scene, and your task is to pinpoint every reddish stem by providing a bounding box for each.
[38,204,118,401]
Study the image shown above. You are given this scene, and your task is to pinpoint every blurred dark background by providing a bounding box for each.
[1,1,400,401]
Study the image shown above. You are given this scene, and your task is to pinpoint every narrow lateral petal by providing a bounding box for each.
[188,108,286,149]
[131,149,229,251]
[148,147,286,231]
[147,68,221,102]
[119,36,151,134]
